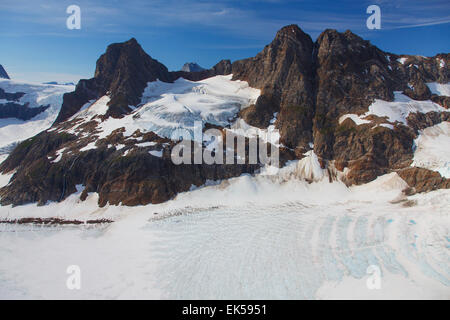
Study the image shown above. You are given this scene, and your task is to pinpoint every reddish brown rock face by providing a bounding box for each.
[232,25,316,151]
[0,25,449,207]
[397,167,450,194]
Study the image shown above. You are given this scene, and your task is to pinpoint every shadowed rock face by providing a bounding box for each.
[55,38,172,123]
[0,65,10,79]
[95,38,172,118]
[309,29,449,186]
[0,88,24,101]
[232,25,316,152]
[0,25,449,207]
[313,29,398,160]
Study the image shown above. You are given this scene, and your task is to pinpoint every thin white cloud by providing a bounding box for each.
[1,0,449,39]
[388,19,450,29]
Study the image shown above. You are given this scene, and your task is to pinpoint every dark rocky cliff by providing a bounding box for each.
[55,38,172,123]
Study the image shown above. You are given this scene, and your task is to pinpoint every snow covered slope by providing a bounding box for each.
[56,75,260,142]
[412,122,450,178]
[0,163,448,299]
[0,79,74,152]
[427,82,450,97]
[339,91,446,127]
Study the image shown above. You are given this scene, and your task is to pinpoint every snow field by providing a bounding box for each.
[0,79,73,150]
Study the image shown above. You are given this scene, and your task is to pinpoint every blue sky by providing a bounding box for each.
[0,0,449,83]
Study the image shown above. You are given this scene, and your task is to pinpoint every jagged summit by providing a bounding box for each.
[274,24,312,42]
[231,24,315,147]
[55,38,171,123]
[181,62,205,72]
[49,25,450,154]
[94,37,171,117]
[55,39,233,123]
[0,64,10,79]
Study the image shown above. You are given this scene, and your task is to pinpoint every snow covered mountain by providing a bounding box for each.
[181,62,205,72]
[0,24,448,300]
[0,25,448,208]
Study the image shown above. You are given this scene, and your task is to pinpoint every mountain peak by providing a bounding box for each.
[94,38,171,117]
[55,38,171,123]
[274,24,311,42]
[94,38,152,78]
[125,37,138,44]
[0,64,10,79]
[316,28,366,46]
[2,25,449,210]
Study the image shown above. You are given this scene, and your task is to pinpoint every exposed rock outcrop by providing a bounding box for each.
[0,102,49,121]
[55,38,172,123]
[55,40,234,125]
[334,121,416,185]
[0,88,50,120]
[398,167,450,194]
[0,88,24,101]
[0,129,264,206]
[431,95,450,109]
[232,25,315,152]
[311,30,448,183]
[314,29,400,160]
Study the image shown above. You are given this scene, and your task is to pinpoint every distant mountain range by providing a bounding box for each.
[0,79,73,155]
[43,81,76,86]
[181,62,205,72]
[0,24,448,207]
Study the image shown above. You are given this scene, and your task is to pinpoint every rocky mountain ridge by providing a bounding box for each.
[0,87,50,121]
[0,25,448,207]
